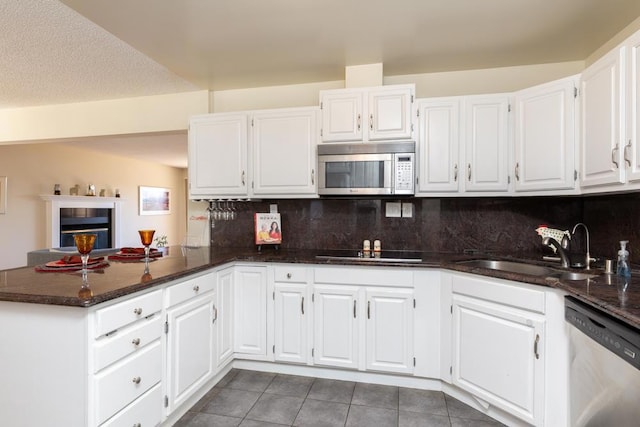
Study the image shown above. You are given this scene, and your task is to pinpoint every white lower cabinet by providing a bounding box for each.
[92,289,164,427]
[312,267,415,374]
[365,287,415,374]
[313,284,360,369]
[215,266,235,368]
[234,265,269,358]
[449,273,546,426]
[273,265,311,364]
[165,273,216,413]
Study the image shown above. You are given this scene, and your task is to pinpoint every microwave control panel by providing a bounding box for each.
[394,153,414,194]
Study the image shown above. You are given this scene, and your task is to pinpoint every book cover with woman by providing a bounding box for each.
[254,213,282,245]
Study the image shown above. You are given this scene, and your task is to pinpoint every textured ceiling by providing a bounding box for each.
[3,0,640,168]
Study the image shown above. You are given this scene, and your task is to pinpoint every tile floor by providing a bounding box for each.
[174,369,505,427]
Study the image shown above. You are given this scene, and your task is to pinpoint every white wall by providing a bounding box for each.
[0,143,187,269]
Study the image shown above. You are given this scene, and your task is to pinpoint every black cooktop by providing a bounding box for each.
[315,249,423,263]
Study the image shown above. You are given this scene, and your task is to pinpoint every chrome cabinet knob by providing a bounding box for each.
[132,376,141,385]
[133,308,143,315]
[193,285,200,292]
[132,338,141,346]
[287,273,292,279]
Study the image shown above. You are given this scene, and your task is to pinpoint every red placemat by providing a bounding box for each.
[35,260,110,273]
[108,248,163,262]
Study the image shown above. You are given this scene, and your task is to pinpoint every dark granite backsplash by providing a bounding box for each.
[210,193,639,262]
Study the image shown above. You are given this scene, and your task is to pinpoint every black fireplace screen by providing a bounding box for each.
[59,208,112,249]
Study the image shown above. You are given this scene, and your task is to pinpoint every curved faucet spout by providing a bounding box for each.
[542,237,571,268]
[572,222,591,270]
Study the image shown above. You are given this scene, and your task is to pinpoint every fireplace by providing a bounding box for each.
[41,195,123,249]
[59,207,112,249]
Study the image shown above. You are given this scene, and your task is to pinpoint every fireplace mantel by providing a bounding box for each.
[40,195,124,248]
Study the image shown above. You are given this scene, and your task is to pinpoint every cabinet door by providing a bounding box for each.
[166,292,215,412]
[320,90,363,142]
[514,77,577,192]
[274,282,308,364]
[215,267,234,368]
[626,32,640,182]
[581,47,625,187]
[188,113,248,197]
[452,294,544,425]
[252,108,318,196]
[234,266,268,357]
[463,95,510,192]
[313,285,359,369]
[368,86,414,141]
[416,98,460,193]
[365,288,414,374]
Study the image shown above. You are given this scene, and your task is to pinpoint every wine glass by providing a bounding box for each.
[138,229,156,263]
[74,233,97,283]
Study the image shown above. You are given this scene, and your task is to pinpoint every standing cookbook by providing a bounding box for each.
[254,213,282,245]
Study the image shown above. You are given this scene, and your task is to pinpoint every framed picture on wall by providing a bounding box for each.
[139,186,170,215]
[0,176,6,214]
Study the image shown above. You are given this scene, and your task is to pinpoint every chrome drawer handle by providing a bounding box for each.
[193,285,200,292]
[133,308,143,315]
[132,376,141,385]
[612,144,619,168]
[534,334,540,360]
[133,423,141,427]
[132,338,141,346]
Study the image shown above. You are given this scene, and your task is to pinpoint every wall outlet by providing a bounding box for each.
[402,202,413,218]
[270,204,278,213]
[385,202,402,218]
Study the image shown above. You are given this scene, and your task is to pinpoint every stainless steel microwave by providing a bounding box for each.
[317,142,415,196]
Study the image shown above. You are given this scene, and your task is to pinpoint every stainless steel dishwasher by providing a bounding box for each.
[565,296,640,426]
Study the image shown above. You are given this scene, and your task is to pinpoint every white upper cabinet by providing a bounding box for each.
[580,46,625,188]
[319,90,364,142]
[415,98,461,193]
[513,76,578,192]
[625,31,640,182]
[189,113,248,197]
[251,107,318,197]
[463,95,510,192]
[320,84,415,143]
[188,107,319,199]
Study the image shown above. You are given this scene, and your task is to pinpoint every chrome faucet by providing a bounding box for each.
[571,223,592,270]
[542,237,571,268]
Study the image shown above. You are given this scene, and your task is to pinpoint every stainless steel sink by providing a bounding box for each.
[456,259,598,281]
[553,271,597,281]
[456,259,555,276]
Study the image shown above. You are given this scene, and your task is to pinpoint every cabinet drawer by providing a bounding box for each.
[95,340,162,425]
[274,265,308,283]
[166,273,215,307]
[94,315,163,372]
[451,273,546,313]
[94,290,162,337]
[314,266,414,287]
[100,382,162,427]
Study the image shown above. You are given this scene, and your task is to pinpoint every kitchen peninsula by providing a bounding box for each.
[1,246,638,426]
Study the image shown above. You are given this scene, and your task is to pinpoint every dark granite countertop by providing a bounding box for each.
[1,246,638,331]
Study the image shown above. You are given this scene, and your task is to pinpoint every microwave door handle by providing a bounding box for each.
[385,158,393,192]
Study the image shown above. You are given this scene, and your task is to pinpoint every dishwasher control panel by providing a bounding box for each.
[565,296,640,370]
